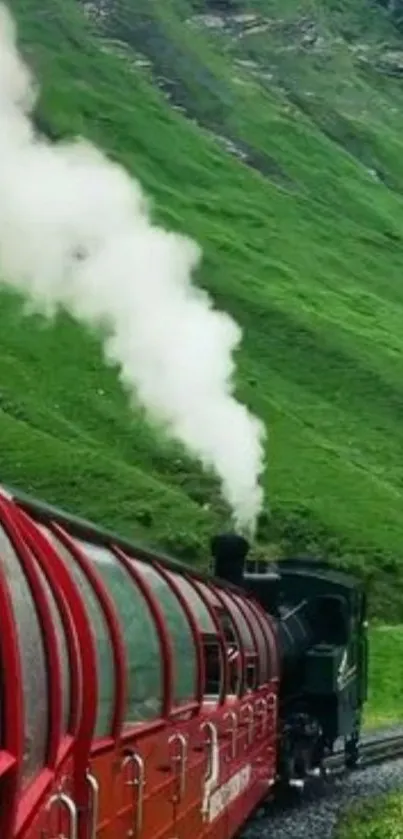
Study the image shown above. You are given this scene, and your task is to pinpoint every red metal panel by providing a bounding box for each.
[115,729,177,839]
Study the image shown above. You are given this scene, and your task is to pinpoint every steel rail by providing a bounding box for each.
[324,732,403,777]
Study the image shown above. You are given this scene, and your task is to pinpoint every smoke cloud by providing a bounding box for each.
[0,3,267,533]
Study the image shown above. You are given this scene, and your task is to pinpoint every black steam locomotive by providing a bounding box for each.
[212,534,369,785]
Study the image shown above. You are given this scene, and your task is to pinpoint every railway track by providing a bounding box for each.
[324,731,403,776]
[271,729,403,792]
[242,729,403,839]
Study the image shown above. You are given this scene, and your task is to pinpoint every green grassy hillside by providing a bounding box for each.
[366,624,403,727]
[336,790,403,839]
[6,0,403,616]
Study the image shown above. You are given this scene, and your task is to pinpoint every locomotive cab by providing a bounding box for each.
[253,557,368,777]
[211,536,368,784]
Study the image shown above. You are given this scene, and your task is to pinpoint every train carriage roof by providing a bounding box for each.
[1,484,366,598]
[1,484,254,595]
[1,482,205,573]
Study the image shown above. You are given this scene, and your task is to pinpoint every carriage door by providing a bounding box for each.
[0,500,84,839]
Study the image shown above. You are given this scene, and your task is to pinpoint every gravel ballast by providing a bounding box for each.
[242,730,403,839]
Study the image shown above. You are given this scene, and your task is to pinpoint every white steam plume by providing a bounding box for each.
[0,3,267,533]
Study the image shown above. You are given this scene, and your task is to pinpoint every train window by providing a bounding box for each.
[218,591,257,691]
[132,561,197,708]
[165,573,215,634]
[77,541,163,725]
[219,591,255,652]
[35,565,72,734]
[166,573,224,699]
[189,581,225,699]
[247,600,273,684]
[197,583,221,608]
[234,594,269,685]
[312,595,349,646]
[197,583,243,694]
[40,527,115,738]
[234,595,269,686]
[0,525,48,787]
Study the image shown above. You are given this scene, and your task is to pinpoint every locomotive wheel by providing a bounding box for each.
[279,714,325,788]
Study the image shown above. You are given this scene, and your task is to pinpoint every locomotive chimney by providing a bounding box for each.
[210,533,250,587]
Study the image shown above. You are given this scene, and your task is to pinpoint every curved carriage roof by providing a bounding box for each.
[2,483,215,579]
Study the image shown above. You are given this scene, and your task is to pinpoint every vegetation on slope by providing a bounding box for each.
[335,791,403,839]
[365,625,403,728]
[6,0,403,616]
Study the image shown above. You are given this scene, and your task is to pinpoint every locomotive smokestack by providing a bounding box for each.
[210,533,250,587]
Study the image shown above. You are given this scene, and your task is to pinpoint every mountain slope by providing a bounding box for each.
[6,0,403,616]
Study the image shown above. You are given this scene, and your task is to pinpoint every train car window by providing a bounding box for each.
[77,541,163,725]
[132,561,197,708]
[312,595,349,646]
[166,573,224,699]
[218,591,257,691]
[190,581,225,698]
[40,527,115,738]
[35,564,72,734]
[220,609,242,694]
[197,582,221,608]
[219,591,255,652]
[234,595,269,686]
[197,583,244,694]
[165,573,215,633]
[0,525,48,787]
[199,585,242,695]
[247,600,274,683]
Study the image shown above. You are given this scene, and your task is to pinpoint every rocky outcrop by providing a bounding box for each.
[376,49,403,75]
[188,11,326,49]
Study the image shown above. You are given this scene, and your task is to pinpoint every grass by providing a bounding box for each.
[365,625,403,729]
[335,792,403,839]
[5,0,403,617]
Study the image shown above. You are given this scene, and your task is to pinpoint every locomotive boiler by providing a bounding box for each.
[211,533,369,785]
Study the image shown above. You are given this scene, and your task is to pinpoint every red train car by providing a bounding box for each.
[0,486,279,839]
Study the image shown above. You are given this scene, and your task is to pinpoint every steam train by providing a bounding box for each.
[0,485,368,839]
